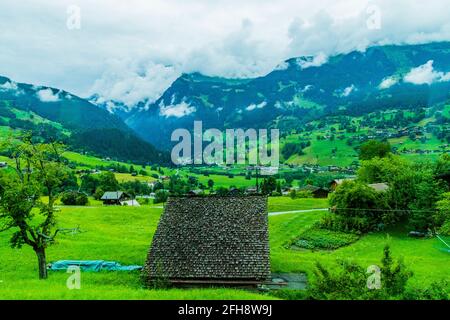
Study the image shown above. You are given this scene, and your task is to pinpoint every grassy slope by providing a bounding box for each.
[269,211,450,288]
[0,206,271,300]
[0,197,447,299]
[282,109,448,166]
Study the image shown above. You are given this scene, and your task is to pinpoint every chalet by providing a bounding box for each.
[299,185,330,198]
[100,191,130,205]
[142,196,270,286]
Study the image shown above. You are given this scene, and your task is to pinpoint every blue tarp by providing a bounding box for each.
[49,260,142,272]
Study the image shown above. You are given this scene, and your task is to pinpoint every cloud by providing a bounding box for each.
[296,52,328,69]
[340,85,356,97]
[1,0,450,107]
[159,101,196,118]
[378,76,398,89]
[274,61,289,71]
[0,80,23,95]
[246,101,267,111]
[403,60,450,85]
[89,60,181,108]
[36,88,61,102]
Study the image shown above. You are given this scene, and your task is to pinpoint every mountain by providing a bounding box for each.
[0,76,168,165]
[119,42,450,150]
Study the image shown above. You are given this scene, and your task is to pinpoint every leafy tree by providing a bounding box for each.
[328,181,391,233]
[276,181,282,194]
[358,155,447,231]
[61,191,88,206]
[93,187,104,200]
[359,140,391,160]
[207,179,214,190]
[97,171,119,192]
[0,137,74,279]
[80,174,99,195]
[435,193,450,235]
[261,177,277,195]
[153,190,168,204]
[289,189,297,199]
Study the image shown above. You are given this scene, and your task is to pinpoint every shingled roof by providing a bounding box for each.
[142,195,270,285]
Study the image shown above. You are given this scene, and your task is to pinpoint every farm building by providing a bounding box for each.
[329,177,356,190]
[299,185,330,198]
[0,162,7,168]
[142,195,271,287]
[100,191,130,205]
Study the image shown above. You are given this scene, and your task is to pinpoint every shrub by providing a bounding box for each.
[403,280,449,300]
[61,191,89,206]
[93,188,104,200]
[153,190,168,204]
[296,190,313,199]
[137,197,150,205]
[435,193,450,235]
[307,245,413,300]
[439,221,450,236]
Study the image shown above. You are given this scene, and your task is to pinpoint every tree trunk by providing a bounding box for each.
[35,248,48,279]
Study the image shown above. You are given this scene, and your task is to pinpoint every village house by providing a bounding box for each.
[100,191,131,205]
[329,177,356,190]
[299,185,330,198]
[142,196,270,287]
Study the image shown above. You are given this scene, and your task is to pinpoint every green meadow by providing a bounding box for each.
[1,197,447,300]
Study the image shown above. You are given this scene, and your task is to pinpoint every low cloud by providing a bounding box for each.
[159,101,196,118]
[378,76,398,89]
[296,53,328,69]
[340,85,356,97]
[246,101,267,111]
[89,60,181,108]
[36,88,61,102]
[404,60,450,85]
[2,0,450,107]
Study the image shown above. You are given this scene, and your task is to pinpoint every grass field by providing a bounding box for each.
[0,197,447,300]
[114,172,157,183]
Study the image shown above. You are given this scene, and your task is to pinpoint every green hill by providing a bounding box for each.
[0,77,168,165]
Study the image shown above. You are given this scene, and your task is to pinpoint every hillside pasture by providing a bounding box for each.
[0,197,447,299]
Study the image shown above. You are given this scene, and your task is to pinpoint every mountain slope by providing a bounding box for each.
[0,76,168,164]
[122,42,450,149]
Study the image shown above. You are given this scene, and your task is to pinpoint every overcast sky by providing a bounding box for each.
[1,0,450,106]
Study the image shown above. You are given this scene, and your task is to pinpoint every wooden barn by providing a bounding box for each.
[142,195,271,287]
[100,191,130,205]
[299,185,330,198]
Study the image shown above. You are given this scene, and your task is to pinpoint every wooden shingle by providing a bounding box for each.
[142,196,270,285]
